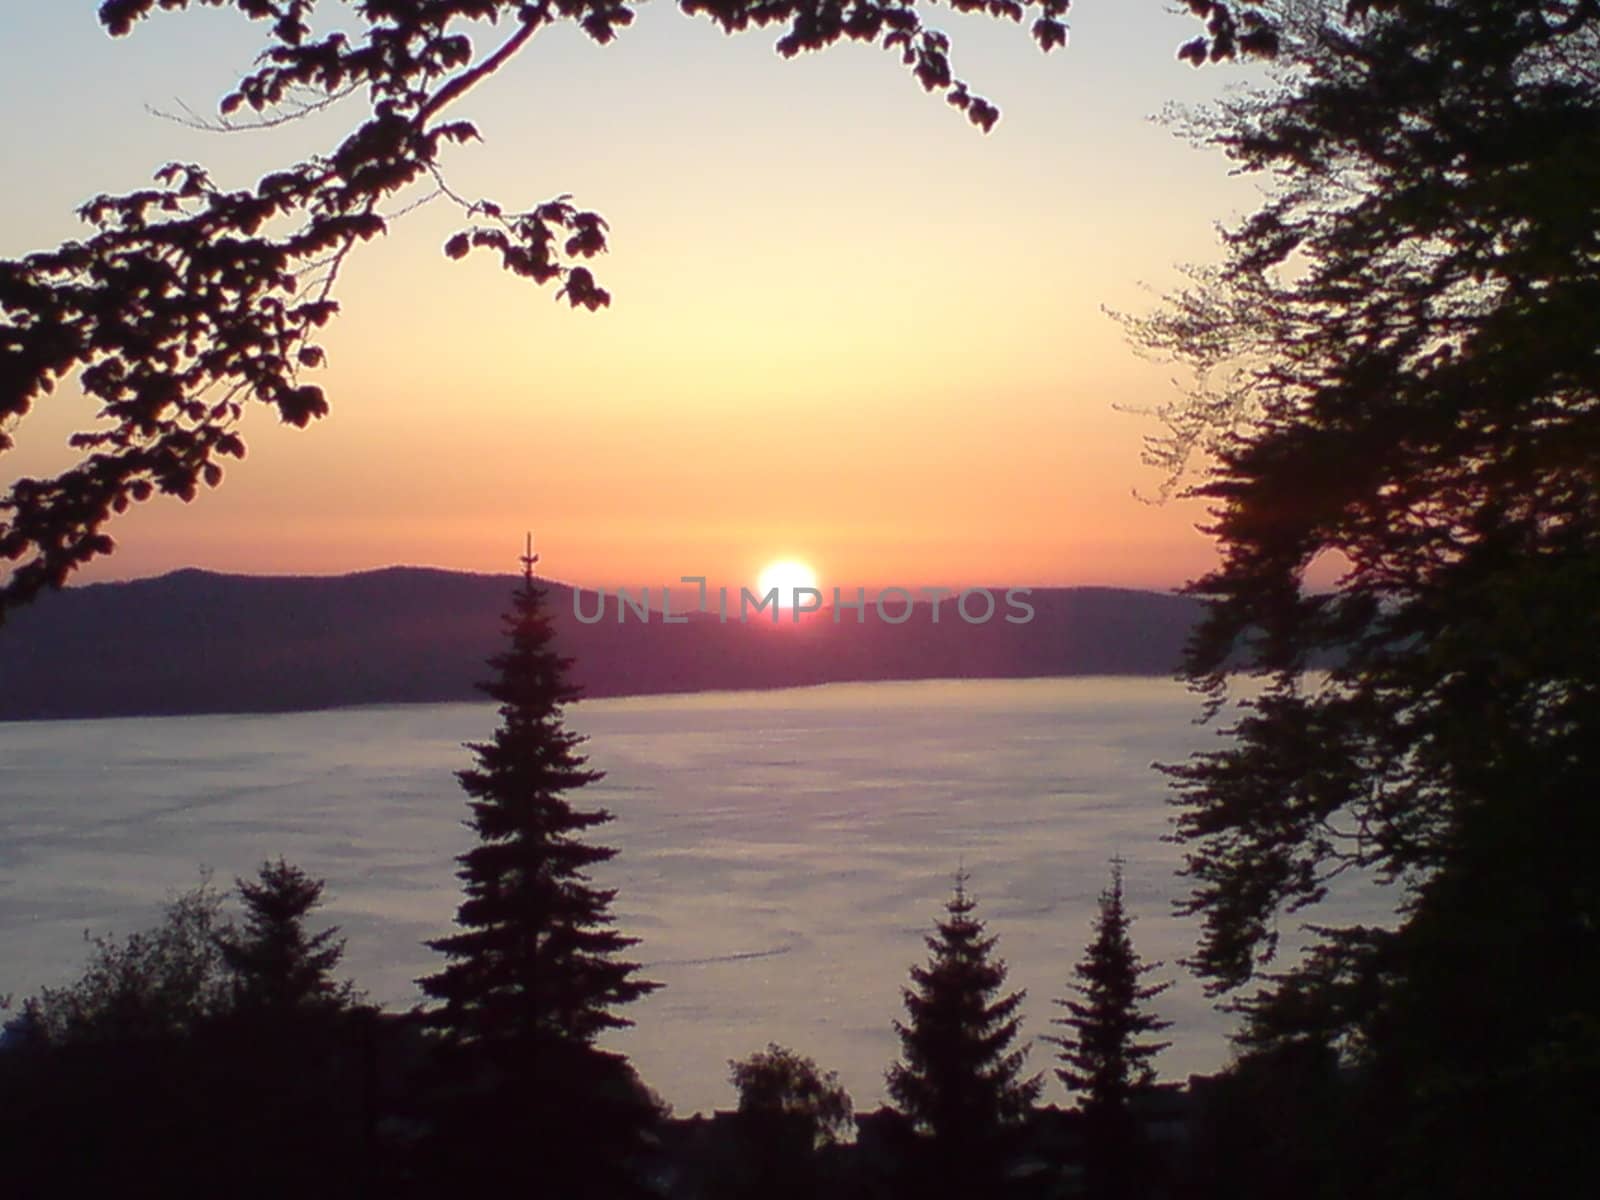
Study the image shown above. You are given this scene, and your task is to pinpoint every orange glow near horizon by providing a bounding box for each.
[0,6,1247,599]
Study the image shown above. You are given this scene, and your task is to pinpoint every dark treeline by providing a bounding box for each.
[0,562,1173,1200]
[7,559,1583,1200]
[0,565,1186,1200]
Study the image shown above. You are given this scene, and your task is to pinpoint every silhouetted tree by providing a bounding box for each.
[10,874,228,1045]
[1047,857,1171,1200]
[0,1,1093,617]
[217,857,362,1014]
[716,1044,855,1200]
[1123,0,1600,1193]
[207,861,385,1199]
[417,540,660,1195]
[730,1042,854,1147]
[887,870,1042,1198]
[0,869,385,1200]
[1050,858,1171,1104]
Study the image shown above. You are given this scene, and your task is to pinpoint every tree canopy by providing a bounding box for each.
[4,875,229,1047]
[1047,858,1172,1200]
[729,1042,855,1148]
[1127,0,1600,1188]
[1128,0,1600,988]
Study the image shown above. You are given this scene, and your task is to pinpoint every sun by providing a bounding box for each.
[756,558,820,609]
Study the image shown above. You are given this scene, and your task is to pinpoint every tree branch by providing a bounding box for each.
[418,7,549,125]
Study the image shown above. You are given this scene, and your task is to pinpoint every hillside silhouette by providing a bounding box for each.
[0,568,1201,721]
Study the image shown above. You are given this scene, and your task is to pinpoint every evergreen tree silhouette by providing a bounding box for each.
[418,538,660,1195]
[1047,857,1172,1200]
[887,869,1042,1198]
[212,861,375,1197]
[218,858,361,1013]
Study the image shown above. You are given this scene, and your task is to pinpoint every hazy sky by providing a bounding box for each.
[0,3,1262,593]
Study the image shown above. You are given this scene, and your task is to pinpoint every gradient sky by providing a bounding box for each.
[0,3,1262,594]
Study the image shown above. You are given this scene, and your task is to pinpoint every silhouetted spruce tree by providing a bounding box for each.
[217,858,361,1014]
[1047,858,1171,1200]
[887,870,1042,1198]
[210,861,377,1199]
[418,539,660,1196]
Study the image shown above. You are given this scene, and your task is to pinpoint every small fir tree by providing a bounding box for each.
[217,858,360,1014]
[210,861,374,1195]
[887,870,1043,1196]
[418,537,660,1195]
[1048,857,1173,1200]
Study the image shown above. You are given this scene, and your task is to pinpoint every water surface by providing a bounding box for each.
[0,678,1394,1114]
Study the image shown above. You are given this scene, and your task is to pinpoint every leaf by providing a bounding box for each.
[277,385,328,428]
[1239,29,1281,58]
[1032,18,1069,54]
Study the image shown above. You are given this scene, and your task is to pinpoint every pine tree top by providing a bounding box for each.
[420,541,659,1057]
[1047,858,1173,1110]
[218,858,362,1014]
[888,870,1043,1152]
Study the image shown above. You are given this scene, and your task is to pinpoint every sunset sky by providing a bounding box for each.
[0,3,1261,595]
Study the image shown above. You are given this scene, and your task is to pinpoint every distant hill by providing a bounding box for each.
[0,567,1202,721]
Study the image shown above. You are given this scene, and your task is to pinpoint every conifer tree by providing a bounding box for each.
[1048,857,1172,1200]
[887,870,1042,1197]
[418,538,660,1195]
[1049,858,1171,1106]
[217,858,360,1014]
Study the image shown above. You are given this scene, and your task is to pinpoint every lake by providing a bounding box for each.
[0,677,1395,1116]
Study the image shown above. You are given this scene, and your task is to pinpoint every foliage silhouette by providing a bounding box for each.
[1048,858,1171,1104]
[0,864,393,1200]
[886,870,1042,1197]
[0,0,1105,618]
[1045,857,1171,1200]
[7,874,229,1046]
[713,1043,856,1199]
[729,1041,855,1148]
[217,856,364,1014]
[1179,1041,1352,1200]
[416,540,661,1194]
[1124,0,1600,1192]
